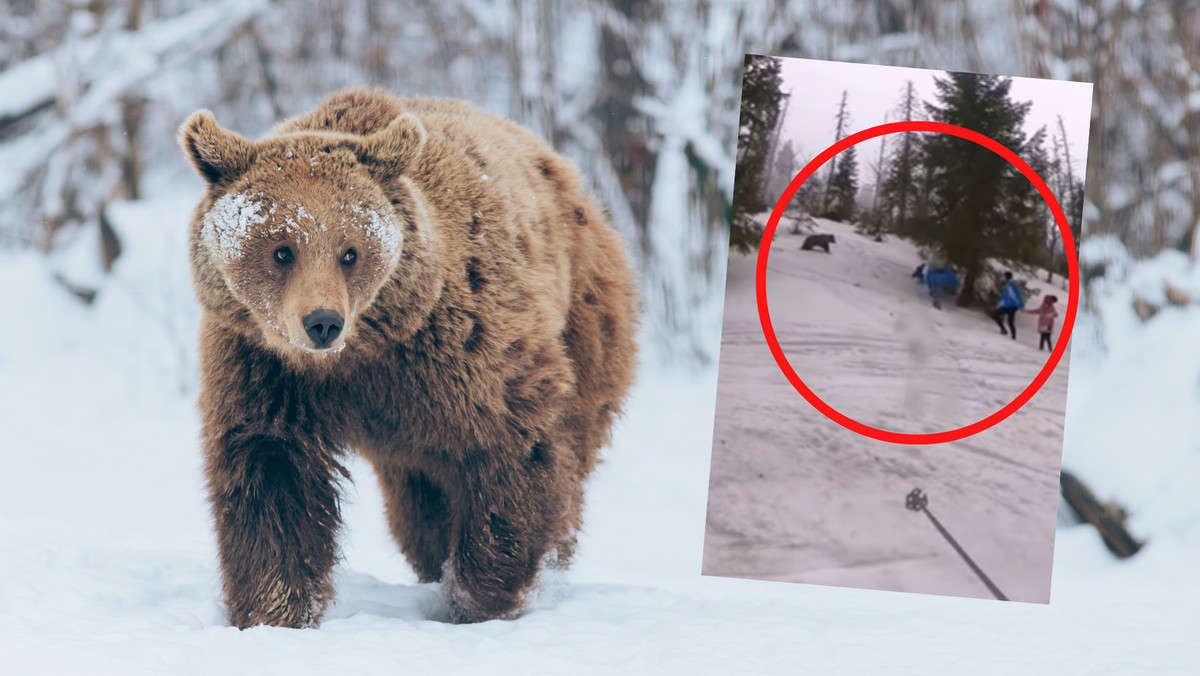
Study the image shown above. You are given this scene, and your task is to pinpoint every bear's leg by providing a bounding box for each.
[372,463,453,583]
[206,434,344,629]
[440,447,564,624]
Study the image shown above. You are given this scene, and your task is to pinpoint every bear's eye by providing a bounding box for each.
[274,246,294,265]
[341,248,357,266]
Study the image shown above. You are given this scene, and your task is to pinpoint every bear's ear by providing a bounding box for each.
[179,110,257,185]
[354,113,427,179]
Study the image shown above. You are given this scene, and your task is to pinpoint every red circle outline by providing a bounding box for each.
[755,120,1079,445]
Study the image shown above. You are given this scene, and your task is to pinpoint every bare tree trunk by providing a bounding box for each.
[821,90,850,215]
[98,205,123,272]
[118,0,147,201]
[956,264,979,308]
[763,90,791,208]
[594,1,655,240]
[118,94,144,201]
[870,111,889,221]
[245,22,284,121]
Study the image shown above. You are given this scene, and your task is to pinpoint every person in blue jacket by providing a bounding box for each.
[991,271,1025,339]
[923,265,960,310]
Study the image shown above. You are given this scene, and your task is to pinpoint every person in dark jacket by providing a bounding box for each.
[991,271,1025,339]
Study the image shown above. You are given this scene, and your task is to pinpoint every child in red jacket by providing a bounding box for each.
[1026,295,1059,351]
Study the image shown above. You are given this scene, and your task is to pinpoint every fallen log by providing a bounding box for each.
[1060,469,1143,559]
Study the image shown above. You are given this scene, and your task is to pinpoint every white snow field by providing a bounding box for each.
[0,196,1196,674]
[704,218,1071,604]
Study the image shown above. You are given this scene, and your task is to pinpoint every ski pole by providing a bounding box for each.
[905,488,1008,601]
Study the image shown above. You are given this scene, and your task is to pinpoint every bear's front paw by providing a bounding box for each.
[230,577,329,630]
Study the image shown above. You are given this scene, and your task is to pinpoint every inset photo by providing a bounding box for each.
[706,55,1092,602]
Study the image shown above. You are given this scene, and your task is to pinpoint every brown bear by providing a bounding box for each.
[178,88,638,629]
[800,233,836,253]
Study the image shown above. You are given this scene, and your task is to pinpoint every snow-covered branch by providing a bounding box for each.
[0,0,270,200]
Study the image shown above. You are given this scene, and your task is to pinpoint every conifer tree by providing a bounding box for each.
[827,144,860,222]
[915,72,1040,306]
[731,54,785,254]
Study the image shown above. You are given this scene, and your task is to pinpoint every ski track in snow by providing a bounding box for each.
[0,195,1196,673]
[704,218,1071,604]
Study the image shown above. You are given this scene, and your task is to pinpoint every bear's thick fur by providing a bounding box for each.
[179,89,638,629]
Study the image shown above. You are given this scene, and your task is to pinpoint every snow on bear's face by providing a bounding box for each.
[179,109,427,360]
[200,185,401,356]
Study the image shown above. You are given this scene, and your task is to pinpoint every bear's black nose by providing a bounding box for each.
[302,309,344,349]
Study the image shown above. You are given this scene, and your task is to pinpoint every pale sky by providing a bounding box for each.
[773,57,1094,190]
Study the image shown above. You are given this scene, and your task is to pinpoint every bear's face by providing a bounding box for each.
[179,110,427,361]
[199,173,398,356]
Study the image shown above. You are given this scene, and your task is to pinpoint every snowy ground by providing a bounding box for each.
[704,218,1071,603]
[0,196,1197,673]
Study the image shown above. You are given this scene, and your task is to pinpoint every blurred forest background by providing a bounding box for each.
[0,0,1196,367]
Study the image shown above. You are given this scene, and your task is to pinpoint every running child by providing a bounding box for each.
[1025,294,1060,351]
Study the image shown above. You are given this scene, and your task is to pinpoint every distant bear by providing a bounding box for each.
[801,233,836,253]
[179,88,638,629]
